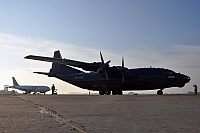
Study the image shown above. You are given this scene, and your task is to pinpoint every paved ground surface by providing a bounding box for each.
[0,94,199,133]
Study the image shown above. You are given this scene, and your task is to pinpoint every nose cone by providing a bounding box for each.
[174,74,190,88]
[183,75,191,83]
[46,87,50,91]
[178,74,190,87]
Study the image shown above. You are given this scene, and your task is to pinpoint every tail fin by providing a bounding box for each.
[12,77,19,86]
[49,50,83,75]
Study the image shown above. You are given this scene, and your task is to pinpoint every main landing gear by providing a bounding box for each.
[99,90,123,95]
[99,90,111,95]
[157,89,163,95]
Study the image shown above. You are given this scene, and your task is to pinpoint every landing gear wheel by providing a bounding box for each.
[117,90,123,95]
[112,90,117,95]
[157,90,163,95]
[99,90,105,95]
[105,90,111,95]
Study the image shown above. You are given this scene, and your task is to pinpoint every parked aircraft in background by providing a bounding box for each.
[9,77,50,94]
[25,50,190,95]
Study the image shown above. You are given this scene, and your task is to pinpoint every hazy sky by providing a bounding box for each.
[0,0,199,94]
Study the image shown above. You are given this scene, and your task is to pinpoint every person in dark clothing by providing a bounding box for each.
[51,84,55,95]
[193,84,197,95]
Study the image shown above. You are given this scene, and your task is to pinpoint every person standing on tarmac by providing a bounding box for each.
[193,84,197,95]
[51,84,55,95]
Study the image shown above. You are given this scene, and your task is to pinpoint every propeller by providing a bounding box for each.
[97,52,111,80]
[117,57,128,83]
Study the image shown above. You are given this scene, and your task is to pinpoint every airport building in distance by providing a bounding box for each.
[0,85,18,94]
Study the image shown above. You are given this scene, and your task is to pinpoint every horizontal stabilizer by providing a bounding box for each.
[33,72,57,77]
[33,72,49,75]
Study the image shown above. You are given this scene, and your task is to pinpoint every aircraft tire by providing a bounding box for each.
[157,90,163,95]
[117,90,123,95]
[105,90,111,95]
[99,90,105,95]
[112,91,117,95]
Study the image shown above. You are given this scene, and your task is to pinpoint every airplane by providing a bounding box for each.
[24,50,190,95]
[8,77,50,94]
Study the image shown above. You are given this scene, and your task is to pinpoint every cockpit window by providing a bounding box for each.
[163,71,174,75]
[169,72,173,75]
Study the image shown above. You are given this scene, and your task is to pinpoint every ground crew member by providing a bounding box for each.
[51,84,55,95]
[193,84,197,95]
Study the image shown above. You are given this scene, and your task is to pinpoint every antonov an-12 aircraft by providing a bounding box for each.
[25,50,190,95]
[9,77,50,94]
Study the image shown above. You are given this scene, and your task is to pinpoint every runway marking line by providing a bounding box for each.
[17,96,89,133]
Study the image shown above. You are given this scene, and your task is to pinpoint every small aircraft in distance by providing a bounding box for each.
[25,50,190,95]
[8,77,50,94]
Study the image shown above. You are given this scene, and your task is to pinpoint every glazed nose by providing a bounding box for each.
[184,75,190,83]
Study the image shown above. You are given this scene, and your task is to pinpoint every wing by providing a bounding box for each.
[25,55,101,72]
[25,55,87,66]
[25,55,91,71]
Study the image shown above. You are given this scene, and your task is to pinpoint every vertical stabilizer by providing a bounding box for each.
[51,50,62,69]
[12,77,19,86]
[49,50,83,75]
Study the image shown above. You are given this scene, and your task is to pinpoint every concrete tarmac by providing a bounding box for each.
[0,94,199,133]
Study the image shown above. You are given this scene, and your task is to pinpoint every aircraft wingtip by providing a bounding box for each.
[24,55,30,59]
[24,55,36,59]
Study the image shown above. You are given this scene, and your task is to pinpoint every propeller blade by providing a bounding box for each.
[122,57,124,83]
[106,60,111,65]
[122,73,125,83]
[100,52,110,65]
[121,57,127,83]
[105,70,108,80]
[98,51,110,80]
[122,57,124,68]
[100,51,104,64]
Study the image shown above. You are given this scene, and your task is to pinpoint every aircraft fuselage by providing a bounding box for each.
[54,68,190,92]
